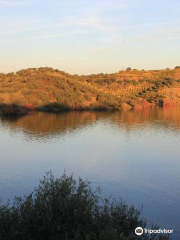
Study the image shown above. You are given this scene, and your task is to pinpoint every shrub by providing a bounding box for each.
[84,94,92,101]
[117,80,123,85]
[38,103,70,112]
[0,173,171,240]
[0,104,29,116]
[96,79,107,86]
[126,67,132,72]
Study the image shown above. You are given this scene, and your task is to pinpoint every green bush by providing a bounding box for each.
[84,94,92,101]
[0,173,171,240]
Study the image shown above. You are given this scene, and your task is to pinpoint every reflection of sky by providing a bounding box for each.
[0,111,180,239]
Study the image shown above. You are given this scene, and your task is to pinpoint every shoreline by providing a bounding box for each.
[0,101,179,117]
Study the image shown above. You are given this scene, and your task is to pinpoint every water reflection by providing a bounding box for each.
[0,107,180,239]
[1,107,180,139]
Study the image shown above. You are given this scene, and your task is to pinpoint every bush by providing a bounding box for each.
[0,104,29,116]
[0,173,171,240]
[84,94,92,101]
[38,103,70,112]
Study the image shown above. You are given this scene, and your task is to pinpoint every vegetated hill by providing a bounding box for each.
[0,66,180,112]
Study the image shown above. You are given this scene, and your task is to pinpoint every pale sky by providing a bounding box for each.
[0,0,180,74]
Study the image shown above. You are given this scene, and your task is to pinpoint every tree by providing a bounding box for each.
[126,67,132,72]
[0,173,171,240]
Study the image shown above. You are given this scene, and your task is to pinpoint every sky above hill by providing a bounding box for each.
[0,0,180,74]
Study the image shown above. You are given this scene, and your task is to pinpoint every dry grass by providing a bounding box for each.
[0,67,180,111]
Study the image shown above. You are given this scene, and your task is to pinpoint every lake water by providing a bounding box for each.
[0,108,180,239]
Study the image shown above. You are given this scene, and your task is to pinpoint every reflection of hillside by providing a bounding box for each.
[0,112,98,138]
[109,107,180,130]
[1,108,180,138]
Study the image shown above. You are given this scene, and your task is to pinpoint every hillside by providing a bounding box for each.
[0,67,180,113]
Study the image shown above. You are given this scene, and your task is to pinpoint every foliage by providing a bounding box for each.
[0,67,180,112]
[0,104,29,116]
[0,173,171,240]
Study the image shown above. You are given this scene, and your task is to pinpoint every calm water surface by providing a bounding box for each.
[0,108,180,239]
